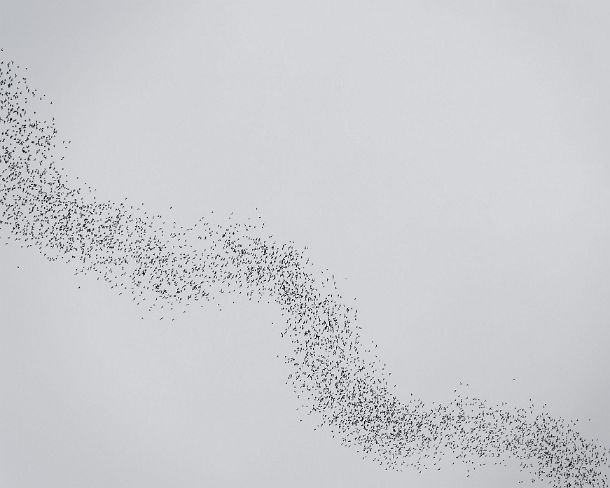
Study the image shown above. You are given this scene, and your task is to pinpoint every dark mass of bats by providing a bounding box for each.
[1,50,608,487]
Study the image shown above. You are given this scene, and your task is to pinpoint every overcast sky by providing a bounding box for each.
[1,1,609,487]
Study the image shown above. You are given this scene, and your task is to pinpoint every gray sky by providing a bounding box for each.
[1,1,609,487]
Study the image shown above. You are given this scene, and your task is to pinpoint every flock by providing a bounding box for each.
[1,50,608,486]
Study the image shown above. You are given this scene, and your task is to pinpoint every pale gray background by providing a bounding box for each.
[1,1,609,487]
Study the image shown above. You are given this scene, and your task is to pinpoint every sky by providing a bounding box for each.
[1,1,609,487]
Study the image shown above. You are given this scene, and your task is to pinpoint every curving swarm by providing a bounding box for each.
[1,50,609,487]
